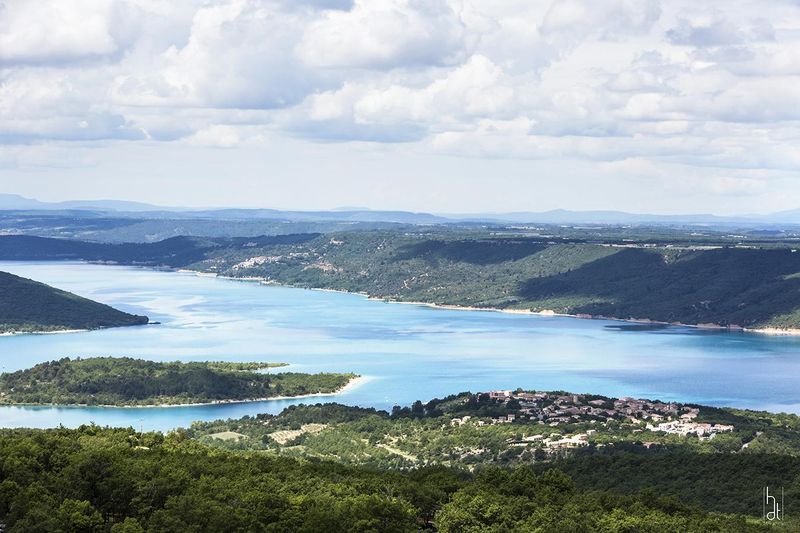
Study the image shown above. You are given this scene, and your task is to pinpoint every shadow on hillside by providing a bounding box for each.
[603,323,671,332]
[394,239,547,265]
[517,247,800,326]
[0,233,319,268]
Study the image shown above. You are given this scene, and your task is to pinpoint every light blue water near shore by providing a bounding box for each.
[1,261,800,432]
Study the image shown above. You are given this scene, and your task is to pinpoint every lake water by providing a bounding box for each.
[2,261,800,431]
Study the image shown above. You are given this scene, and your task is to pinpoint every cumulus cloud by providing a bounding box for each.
[0,0,139,65]
[0,0,799,190]
[297,0,469,69]
[284,54,518,141]
[0,67,145,142]
[111,1,325,109]
[666,16,774,47]
[540,0,662,44]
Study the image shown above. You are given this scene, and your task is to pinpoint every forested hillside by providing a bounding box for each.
[193,393,800,461]
[0,426,787,531]
[0,234,318,265]
[190,391,800,518]
[0,271,147,333]
[194,232,800,329]
[3,230,800,329]
[0,211,402,242]
[0,358,355,406]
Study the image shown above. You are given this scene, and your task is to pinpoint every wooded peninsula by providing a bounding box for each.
[0,357,356,406]
[0,270,148,334]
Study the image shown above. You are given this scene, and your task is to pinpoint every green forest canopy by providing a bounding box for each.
[0,425,789,532]
[0,357,355,406]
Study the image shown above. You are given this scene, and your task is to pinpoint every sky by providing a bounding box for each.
[1,0,799,214]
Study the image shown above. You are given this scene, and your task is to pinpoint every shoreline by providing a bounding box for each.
[0,328,89,337]
[0,375,370,410]
[743,327,800,336]
[4,260,798,337]
[392,302,800,336]
[182,269,800,337]
[0,322,152,337]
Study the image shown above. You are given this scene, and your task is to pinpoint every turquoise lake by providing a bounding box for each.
[2,261,800,431]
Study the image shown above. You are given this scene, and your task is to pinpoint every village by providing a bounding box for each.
[448,390,736,451]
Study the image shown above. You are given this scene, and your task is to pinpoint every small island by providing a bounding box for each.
[0,357,358,406]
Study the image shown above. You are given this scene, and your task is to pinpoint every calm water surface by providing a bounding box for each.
[1,261,800,431]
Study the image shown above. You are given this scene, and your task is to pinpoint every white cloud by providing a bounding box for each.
[540,0,661,44]
[111,1,325,109]
[277,54,521,142]
[0,68,145,142]
[0,0,135,65]
[1,0,800,213]
[666,15,774,47]
[297,0,469,69]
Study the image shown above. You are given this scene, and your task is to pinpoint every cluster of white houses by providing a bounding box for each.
[442,391,741,458]
[485,390,707,424]
[482,390,734,440]
[646,420,734,439]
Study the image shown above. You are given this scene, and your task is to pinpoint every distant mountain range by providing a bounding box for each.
[0,194,165,212]
[477,208,800,226]
[1,194,798,227]
[446,208,800,226]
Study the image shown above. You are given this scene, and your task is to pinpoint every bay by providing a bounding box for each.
[1,261,799,431]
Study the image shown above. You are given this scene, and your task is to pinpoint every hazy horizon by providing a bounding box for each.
[1,191,797,219]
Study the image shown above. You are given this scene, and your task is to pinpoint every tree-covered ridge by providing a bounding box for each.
[185,392,800,522]
[4,229,800,329]
[0,357,355,406]
[0,234,319,265]
[191,390,800,476]
[0,270,148,333]
[0,426,786,532]
[201,232,800,329]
